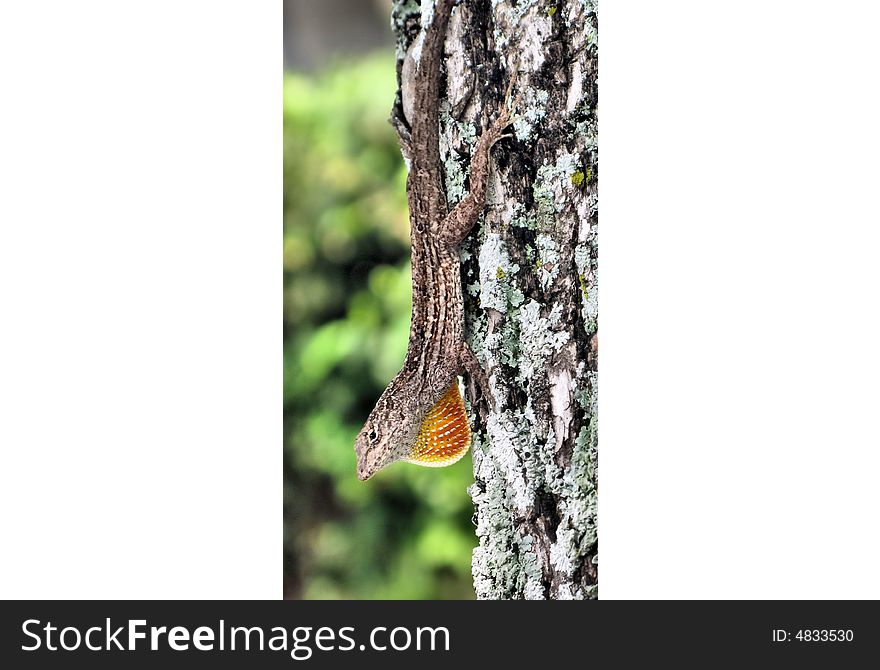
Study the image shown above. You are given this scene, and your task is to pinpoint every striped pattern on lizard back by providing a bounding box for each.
[354,0,508,481]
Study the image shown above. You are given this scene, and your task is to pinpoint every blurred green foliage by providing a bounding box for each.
[284,54,476,599]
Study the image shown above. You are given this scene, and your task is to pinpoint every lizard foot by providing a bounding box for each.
[459,341,496,419]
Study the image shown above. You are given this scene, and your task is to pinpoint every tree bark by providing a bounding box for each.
[392,0,597,599]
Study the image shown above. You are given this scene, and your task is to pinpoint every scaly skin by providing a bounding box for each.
[355,0,513,480]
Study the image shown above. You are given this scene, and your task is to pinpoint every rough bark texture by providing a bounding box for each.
[391,0,597,599]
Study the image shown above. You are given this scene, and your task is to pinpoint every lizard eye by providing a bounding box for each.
[368,429,378,442]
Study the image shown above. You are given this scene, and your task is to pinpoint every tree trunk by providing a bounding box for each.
[391,0,597,599]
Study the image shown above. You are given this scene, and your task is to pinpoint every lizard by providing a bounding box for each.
[355,0,516,481]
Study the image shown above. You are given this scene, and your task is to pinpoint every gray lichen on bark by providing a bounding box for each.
[391,0,597,599]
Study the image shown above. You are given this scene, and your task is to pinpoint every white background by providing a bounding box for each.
[1,1,878,599]
[0,1,280,598]
[601,1,880,598]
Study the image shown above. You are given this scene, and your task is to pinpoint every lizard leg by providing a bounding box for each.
[459,340,496,413]
[439,73,519,248]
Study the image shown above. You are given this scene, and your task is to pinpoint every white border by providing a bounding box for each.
[602,1,880,598]
[0,1,281,598]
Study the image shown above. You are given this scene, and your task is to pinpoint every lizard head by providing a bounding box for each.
[354,389,418,481]
[355,379,473,481]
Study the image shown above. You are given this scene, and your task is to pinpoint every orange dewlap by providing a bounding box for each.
[405,381,472,467]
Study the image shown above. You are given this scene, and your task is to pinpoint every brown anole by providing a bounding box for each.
[355,0,515,480]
